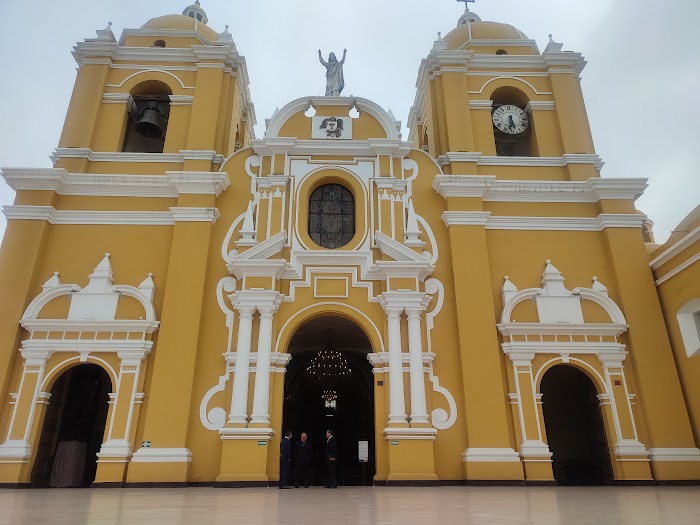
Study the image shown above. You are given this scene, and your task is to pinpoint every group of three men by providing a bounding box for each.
[279,429,337,489]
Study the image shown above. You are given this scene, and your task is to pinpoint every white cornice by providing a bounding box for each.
[654,252,700,287]
[525,101,556,112]
[498,322,628,338]
[21,319,159,334]
[441,211,491,227]
[2,205,221,225]
[432,176,648,203]
[50,148,225,165]
[170,207,220,224]
[469,100,494,110]
[650,225,700,270]
[436,153,605,170]
[1,168,229,198]
[21,339,155,354]
[441,211,646,231]
[253,138,412,159]
[165,171,230,196]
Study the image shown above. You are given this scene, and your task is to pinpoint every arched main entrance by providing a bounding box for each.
[31,364,111,487]
[541,365,613,485]
[283,316,375,486]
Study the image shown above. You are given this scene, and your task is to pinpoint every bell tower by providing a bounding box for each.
[55,1,255,174]
[408,3,599,181]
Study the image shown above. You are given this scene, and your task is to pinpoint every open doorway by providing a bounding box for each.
[541,365,613,485]
[31,364,111,487]
[283,316,375,486]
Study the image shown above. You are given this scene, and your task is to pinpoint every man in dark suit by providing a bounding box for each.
[325,429,338,488]
[279,430,292,489]
[294,432,313,488]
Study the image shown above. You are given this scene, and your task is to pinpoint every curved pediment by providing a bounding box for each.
[265,96,401,141]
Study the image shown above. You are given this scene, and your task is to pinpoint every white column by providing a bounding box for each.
[385,306,408,425]
[250,305,277,425]
[228,305,255,425]
[406,308,429,425]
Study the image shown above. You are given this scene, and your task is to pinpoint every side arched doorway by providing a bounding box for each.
[31,364,111,487]
[283,316,375,486]
[541,365,613,485]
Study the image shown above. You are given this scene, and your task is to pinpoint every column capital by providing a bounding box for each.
[505,350,535,367]
[379,291,430,317]
[232,304,256,318]
[229,290,283,317]
[19,348,54,367]
[117,349,150,368]
[597,350,628,369]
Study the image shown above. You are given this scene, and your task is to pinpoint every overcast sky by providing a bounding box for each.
[0,0,698,243]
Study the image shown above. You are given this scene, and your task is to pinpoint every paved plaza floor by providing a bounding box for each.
[0,486,698,524]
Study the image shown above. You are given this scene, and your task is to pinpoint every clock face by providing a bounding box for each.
[492,105,529,135]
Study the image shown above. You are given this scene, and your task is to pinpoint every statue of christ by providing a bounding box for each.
[318,49,347,97]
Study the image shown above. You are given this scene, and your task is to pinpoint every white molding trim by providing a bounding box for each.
[383,427,437,440]
[441,211,491,227]
[0,168,229,197]
[648,448,700,462]
[441,211,645,231]
[2,205,224,225]
[468,100,494,110]
[433,176,648,203]
[49,148,225,165]
[655,252,700,286]
[650,225,700,270]
[462,447,521,462]
[219,428,275,441]
[525,101,556,112]
[252,138,413,159]
[170,207,220,224]
[436,153,605,171]
[130,447,192,463]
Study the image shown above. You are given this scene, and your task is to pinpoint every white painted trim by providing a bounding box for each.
[525,101,556,112]
[655,252,700,286]
[441,211,491,227]
[2,205,227,225]
[383,427,437,440]
[436,153,605,170]
[219,427,274,440]
[170,207,220,224]
[675,298,700,358]
[130,447,192,463]
[649,448,700,462]
[462,448,521,462]
[49,148,225,165]
[650,225,700,270]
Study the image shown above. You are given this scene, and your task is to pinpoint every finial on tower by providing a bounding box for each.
[183,1,208,24]
[457,0,481,25]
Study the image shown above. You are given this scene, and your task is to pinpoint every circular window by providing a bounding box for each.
[308,184,355,249]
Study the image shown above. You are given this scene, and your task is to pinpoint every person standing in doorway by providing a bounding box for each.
[294,432,313,488]
[325,429,338,488]
[279,430,292,489]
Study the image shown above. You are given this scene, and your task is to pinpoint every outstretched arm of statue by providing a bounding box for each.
[318,50,328,67]
[341,49,347,64]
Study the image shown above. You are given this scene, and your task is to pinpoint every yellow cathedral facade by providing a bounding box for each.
[1,2,699,488]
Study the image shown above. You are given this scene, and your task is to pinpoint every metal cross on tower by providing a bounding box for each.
[457,0,476,10]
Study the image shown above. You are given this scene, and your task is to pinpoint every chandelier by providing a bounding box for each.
[306,331,352,383]
[322,389,338,401]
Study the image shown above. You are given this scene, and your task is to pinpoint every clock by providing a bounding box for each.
[492,105,529,135]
